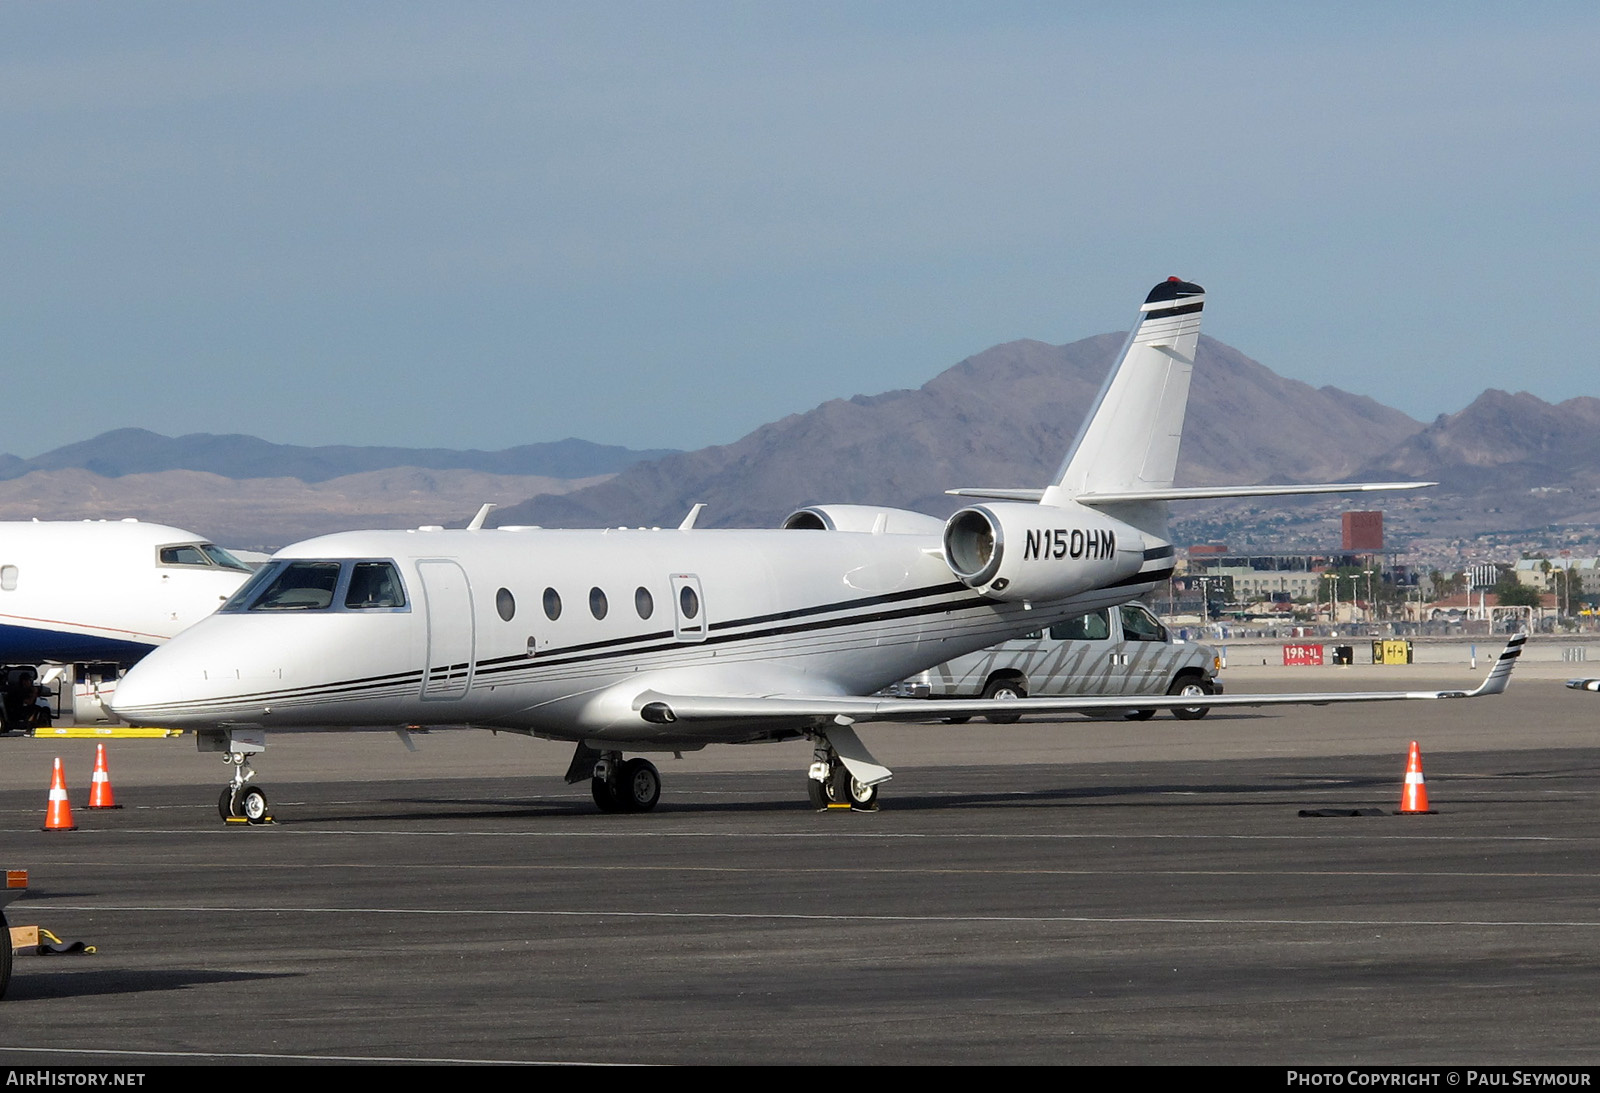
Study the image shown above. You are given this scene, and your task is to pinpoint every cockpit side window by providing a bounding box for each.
[200,545,252,572]
[345,562,406,609]
[249,562,342,611]
[159,544,211,567]
[159,542,253,573]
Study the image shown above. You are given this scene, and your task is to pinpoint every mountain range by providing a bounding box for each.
[498,335,1427,530]
[1,334,1595,552]
[0,431,677,483]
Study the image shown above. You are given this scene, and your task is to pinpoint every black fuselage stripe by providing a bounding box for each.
[135,577,1167,712]
[707,581,972,632]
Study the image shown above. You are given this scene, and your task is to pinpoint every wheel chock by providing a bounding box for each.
[223,814,276,825]
[9,925,95,955]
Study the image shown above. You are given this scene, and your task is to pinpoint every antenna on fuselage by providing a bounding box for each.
[466,503,496,530]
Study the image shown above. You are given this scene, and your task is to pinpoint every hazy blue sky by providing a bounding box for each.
[3,3,1595,457]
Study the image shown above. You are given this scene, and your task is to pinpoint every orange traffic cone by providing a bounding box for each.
[43,757,77,831]
[1397,741,1435,815]
[87,743,120,809]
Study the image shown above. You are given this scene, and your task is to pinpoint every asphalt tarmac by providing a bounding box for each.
[0,657,1597,1065]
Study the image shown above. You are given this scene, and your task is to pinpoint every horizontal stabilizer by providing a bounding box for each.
[947,482,1435,505]
[1075,481,1436,504]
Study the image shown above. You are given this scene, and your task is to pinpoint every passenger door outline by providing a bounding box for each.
[418,559,475,700]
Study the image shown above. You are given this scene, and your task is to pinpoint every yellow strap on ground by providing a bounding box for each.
[32,727,184,739]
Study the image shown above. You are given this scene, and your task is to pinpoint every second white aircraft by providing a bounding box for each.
[112,279,1522,821]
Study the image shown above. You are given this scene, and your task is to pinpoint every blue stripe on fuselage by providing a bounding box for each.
[0,622,157,666]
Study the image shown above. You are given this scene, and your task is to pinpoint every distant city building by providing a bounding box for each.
[1203,566,1322,601]
[1514,556,1600,595]
[1342,511,1384,551]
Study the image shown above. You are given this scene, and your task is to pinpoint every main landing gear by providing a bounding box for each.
[806,738,878,811]
[217,749,272,824]
[590,752,662,814]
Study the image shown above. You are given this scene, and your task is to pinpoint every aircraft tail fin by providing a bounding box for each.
[1034,278,1203,538]
[950,278,1429,531]
[1041,277,1203,505]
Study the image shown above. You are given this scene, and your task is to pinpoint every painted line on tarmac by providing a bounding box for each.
[20,860,1600,880]
[31,903,1600,928]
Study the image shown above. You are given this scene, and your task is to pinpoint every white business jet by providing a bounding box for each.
[111,279,1523,822]
[0,519,252,731]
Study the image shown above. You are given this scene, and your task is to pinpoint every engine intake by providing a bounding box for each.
[942,503,1146,602]
[781,505,946,535]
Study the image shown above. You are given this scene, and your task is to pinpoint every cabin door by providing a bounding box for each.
[418,559,475,699]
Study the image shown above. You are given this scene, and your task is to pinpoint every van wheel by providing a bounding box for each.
[1169,677,1212,721]
[982,679,1025,724]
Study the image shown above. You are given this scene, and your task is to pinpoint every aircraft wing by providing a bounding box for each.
[636,633,1526,725]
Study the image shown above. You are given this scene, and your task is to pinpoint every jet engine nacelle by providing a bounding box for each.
[781,505,947,535]
[942,502,1146,602]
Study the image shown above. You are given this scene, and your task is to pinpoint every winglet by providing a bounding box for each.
[466,503,496,531]
[679,503,706,531]
[1469,633,1526,697]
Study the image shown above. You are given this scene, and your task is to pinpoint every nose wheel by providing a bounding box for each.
[219,751,272,824]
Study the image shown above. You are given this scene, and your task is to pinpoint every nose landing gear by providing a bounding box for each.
[217,750,272,825]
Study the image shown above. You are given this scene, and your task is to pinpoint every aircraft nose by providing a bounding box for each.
[109,659,172,724]
[110,644,206,726]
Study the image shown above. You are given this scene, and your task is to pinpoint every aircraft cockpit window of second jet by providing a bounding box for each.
[157,542,253,572]
[222,559,410,613]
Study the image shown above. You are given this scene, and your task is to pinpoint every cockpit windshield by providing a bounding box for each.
[221,559,409,613]
[158,542,253,573]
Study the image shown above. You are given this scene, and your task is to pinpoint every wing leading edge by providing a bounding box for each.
[635,633,1526,725]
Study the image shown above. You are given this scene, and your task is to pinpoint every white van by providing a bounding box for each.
[897,602,1223,723]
